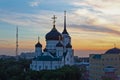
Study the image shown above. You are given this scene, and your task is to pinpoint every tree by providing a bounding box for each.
[0,59,82,80]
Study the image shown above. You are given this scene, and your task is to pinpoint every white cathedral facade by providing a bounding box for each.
[30,11,74,71]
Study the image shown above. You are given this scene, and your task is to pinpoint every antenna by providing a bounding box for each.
[16,26,18,57]
[38,36,40,42]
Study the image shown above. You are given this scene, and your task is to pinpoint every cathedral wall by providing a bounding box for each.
[46,40,58,49]
[56,47,63,57]
[65,49,74,65]
[35,47,42,57]
[30,60,62,71]
[62,34,71,46]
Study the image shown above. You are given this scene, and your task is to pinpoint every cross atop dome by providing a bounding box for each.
[52,15,57,28]
[45,15,62,41]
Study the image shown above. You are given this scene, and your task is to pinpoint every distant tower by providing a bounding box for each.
[35,36,42,57]
[16,26,18,56]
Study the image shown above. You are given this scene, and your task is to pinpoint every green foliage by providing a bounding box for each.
[0,58,31,80]
[0,59,81,80]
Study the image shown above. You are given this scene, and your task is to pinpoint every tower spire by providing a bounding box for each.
[62,11,68,34]
[52,15,57,28]
[64,11,66,30]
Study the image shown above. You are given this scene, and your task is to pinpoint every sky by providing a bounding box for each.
[0,0,120,57]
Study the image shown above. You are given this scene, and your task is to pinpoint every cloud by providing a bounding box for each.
[71,0,120,14]
[0,10,50,27]
[0,9,120,37]
[29,0,41,7]
[0,40,8,43]
[69,24,120,36]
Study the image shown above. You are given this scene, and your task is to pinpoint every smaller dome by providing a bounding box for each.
[105,48,120,54]
[35,42,42,47]
[56,41,63,47]
[66,43,72,48]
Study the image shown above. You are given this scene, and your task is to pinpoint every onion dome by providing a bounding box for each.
[35,36,42,47]
[56,41,63,47]
[45,15,62,40]
[66,43,72,48]
[105,47,120,54]
[45,27,62,40]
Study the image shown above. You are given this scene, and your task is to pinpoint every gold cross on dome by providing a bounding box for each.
[52,15,57,26]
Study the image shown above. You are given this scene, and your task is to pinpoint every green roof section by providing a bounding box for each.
[33,55,62,61]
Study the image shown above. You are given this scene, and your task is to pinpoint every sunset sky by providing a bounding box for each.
[0,0,120,57]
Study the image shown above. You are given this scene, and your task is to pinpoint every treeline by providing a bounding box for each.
[0,58,81,80]
[0,58,31,80]
[28,65,81,80]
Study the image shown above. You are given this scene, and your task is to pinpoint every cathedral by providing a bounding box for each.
[30,11,74,71]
